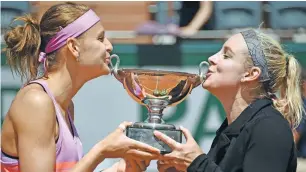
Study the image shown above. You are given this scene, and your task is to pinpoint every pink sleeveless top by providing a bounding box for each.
[1,80,83,172]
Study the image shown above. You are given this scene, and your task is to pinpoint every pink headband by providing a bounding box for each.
[38,9,100,71]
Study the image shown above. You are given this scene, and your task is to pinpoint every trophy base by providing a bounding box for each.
[126,123,182,154]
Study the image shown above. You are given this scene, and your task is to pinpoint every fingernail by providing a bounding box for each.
[179,126,184,129]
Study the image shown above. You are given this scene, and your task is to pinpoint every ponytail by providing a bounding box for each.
[4,14,41,82]
[273,54,304,128]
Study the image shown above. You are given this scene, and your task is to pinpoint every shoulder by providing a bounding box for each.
[244,106,293,147]
[246,104,291,129]
[9,84,56,129]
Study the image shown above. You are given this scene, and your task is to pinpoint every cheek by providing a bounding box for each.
[203,73,241,91]
[222,69,243,84]
[82,41,106,62]
[206,63,243,87]
[89,41,105,56]
[219,61,244,76]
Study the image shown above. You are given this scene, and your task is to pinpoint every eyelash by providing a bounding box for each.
[98,37,105,42]
[222,54,230,59]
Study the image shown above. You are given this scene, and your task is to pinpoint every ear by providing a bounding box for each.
[241,66,261,83]
[66,38,80,61]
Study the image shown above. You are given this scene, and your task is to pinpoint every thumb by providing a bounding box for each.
[180,126,194,142]
[116,121,133,132]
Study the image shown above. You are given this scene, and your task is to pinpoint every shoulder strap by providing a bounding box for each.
[27,80,63,120]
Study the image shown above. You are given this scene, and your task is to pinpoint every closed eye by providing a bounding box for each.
[223,54,231,59]
[98,37,105,42]
[97,30,105,42]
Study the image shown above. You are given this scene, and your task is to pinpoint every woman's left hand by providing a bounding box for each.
[154,126,204,172]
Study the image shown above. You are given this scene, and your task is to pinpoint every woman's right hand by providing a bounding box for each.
[98,121,160,161]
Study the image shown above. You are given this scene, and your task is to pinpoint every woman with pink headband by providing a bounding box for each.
[1,2,159,172]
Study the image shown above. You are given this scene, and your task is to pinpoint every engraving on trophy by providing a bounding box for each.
[109,54,209,153]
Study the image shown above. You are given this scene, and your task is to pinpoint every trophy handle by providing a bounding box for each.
[109,54,121,81]
[199,61,209,83]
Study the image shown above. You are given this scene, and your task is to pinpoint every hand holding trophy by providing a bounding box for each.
[109,54,209,154]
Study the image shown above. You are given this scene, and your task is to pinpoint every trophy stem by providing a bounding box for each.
[144,98,168,124]
[147,113,164,123]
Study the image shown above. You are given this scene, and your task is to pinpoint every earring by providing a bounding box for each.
[76,53,80,62]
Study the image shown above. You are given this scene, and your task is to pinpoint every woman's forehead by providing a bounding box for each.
[223,33,248,54]
[86,21,104,36]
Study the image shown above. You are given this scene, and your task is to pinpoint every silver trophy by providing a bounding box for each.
[109,54,209,153]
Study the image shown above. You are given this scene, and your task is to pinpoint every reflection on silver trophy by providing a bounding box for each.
[109,54,209,153]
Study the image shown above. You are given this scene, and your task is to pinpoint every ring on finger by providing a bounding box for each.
[118,124,126,131]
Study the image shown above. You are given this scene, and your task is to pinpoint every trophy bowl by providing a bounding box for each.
[109,54,209,153]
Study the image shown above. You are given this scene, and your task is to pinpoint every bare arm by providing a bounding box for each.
[11,90,106,172]
[66,100,107,171]
[186,1,213,30]
[67,101,147,172]
[11,89,57,172]
[66,101,131,171]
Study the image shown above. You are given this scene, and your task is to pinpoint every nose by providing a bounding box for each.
[104,38,113,53]
[208,52,218,66]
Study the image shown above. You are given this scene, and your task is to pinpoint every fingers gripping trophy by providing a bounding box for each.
[109,54,209,154]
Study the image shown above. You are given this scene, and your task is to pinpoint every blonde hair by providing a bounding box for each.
[4,2,89,82]
[245,30,304,128]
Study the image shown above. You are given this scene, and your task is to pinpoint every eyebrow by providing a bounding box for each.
[98,30,105,38]
[224,46,235,55]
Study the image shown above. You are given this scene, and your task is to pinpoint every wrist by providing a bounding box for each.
[90,142,107,164]
[193,151,204,161]
[71,144,106,172]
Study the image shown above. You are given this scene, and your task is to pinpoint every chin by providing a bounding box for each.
[202,81,211,89]
[90,68,111,80]
[98,63,111,74]
[103,68,111,75]
[97,69,110,77]
[103,64,111,74]
[202,82,218,94]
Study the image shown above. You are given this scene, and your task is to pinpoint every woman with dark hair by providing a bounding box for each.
[1,2,159,172]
